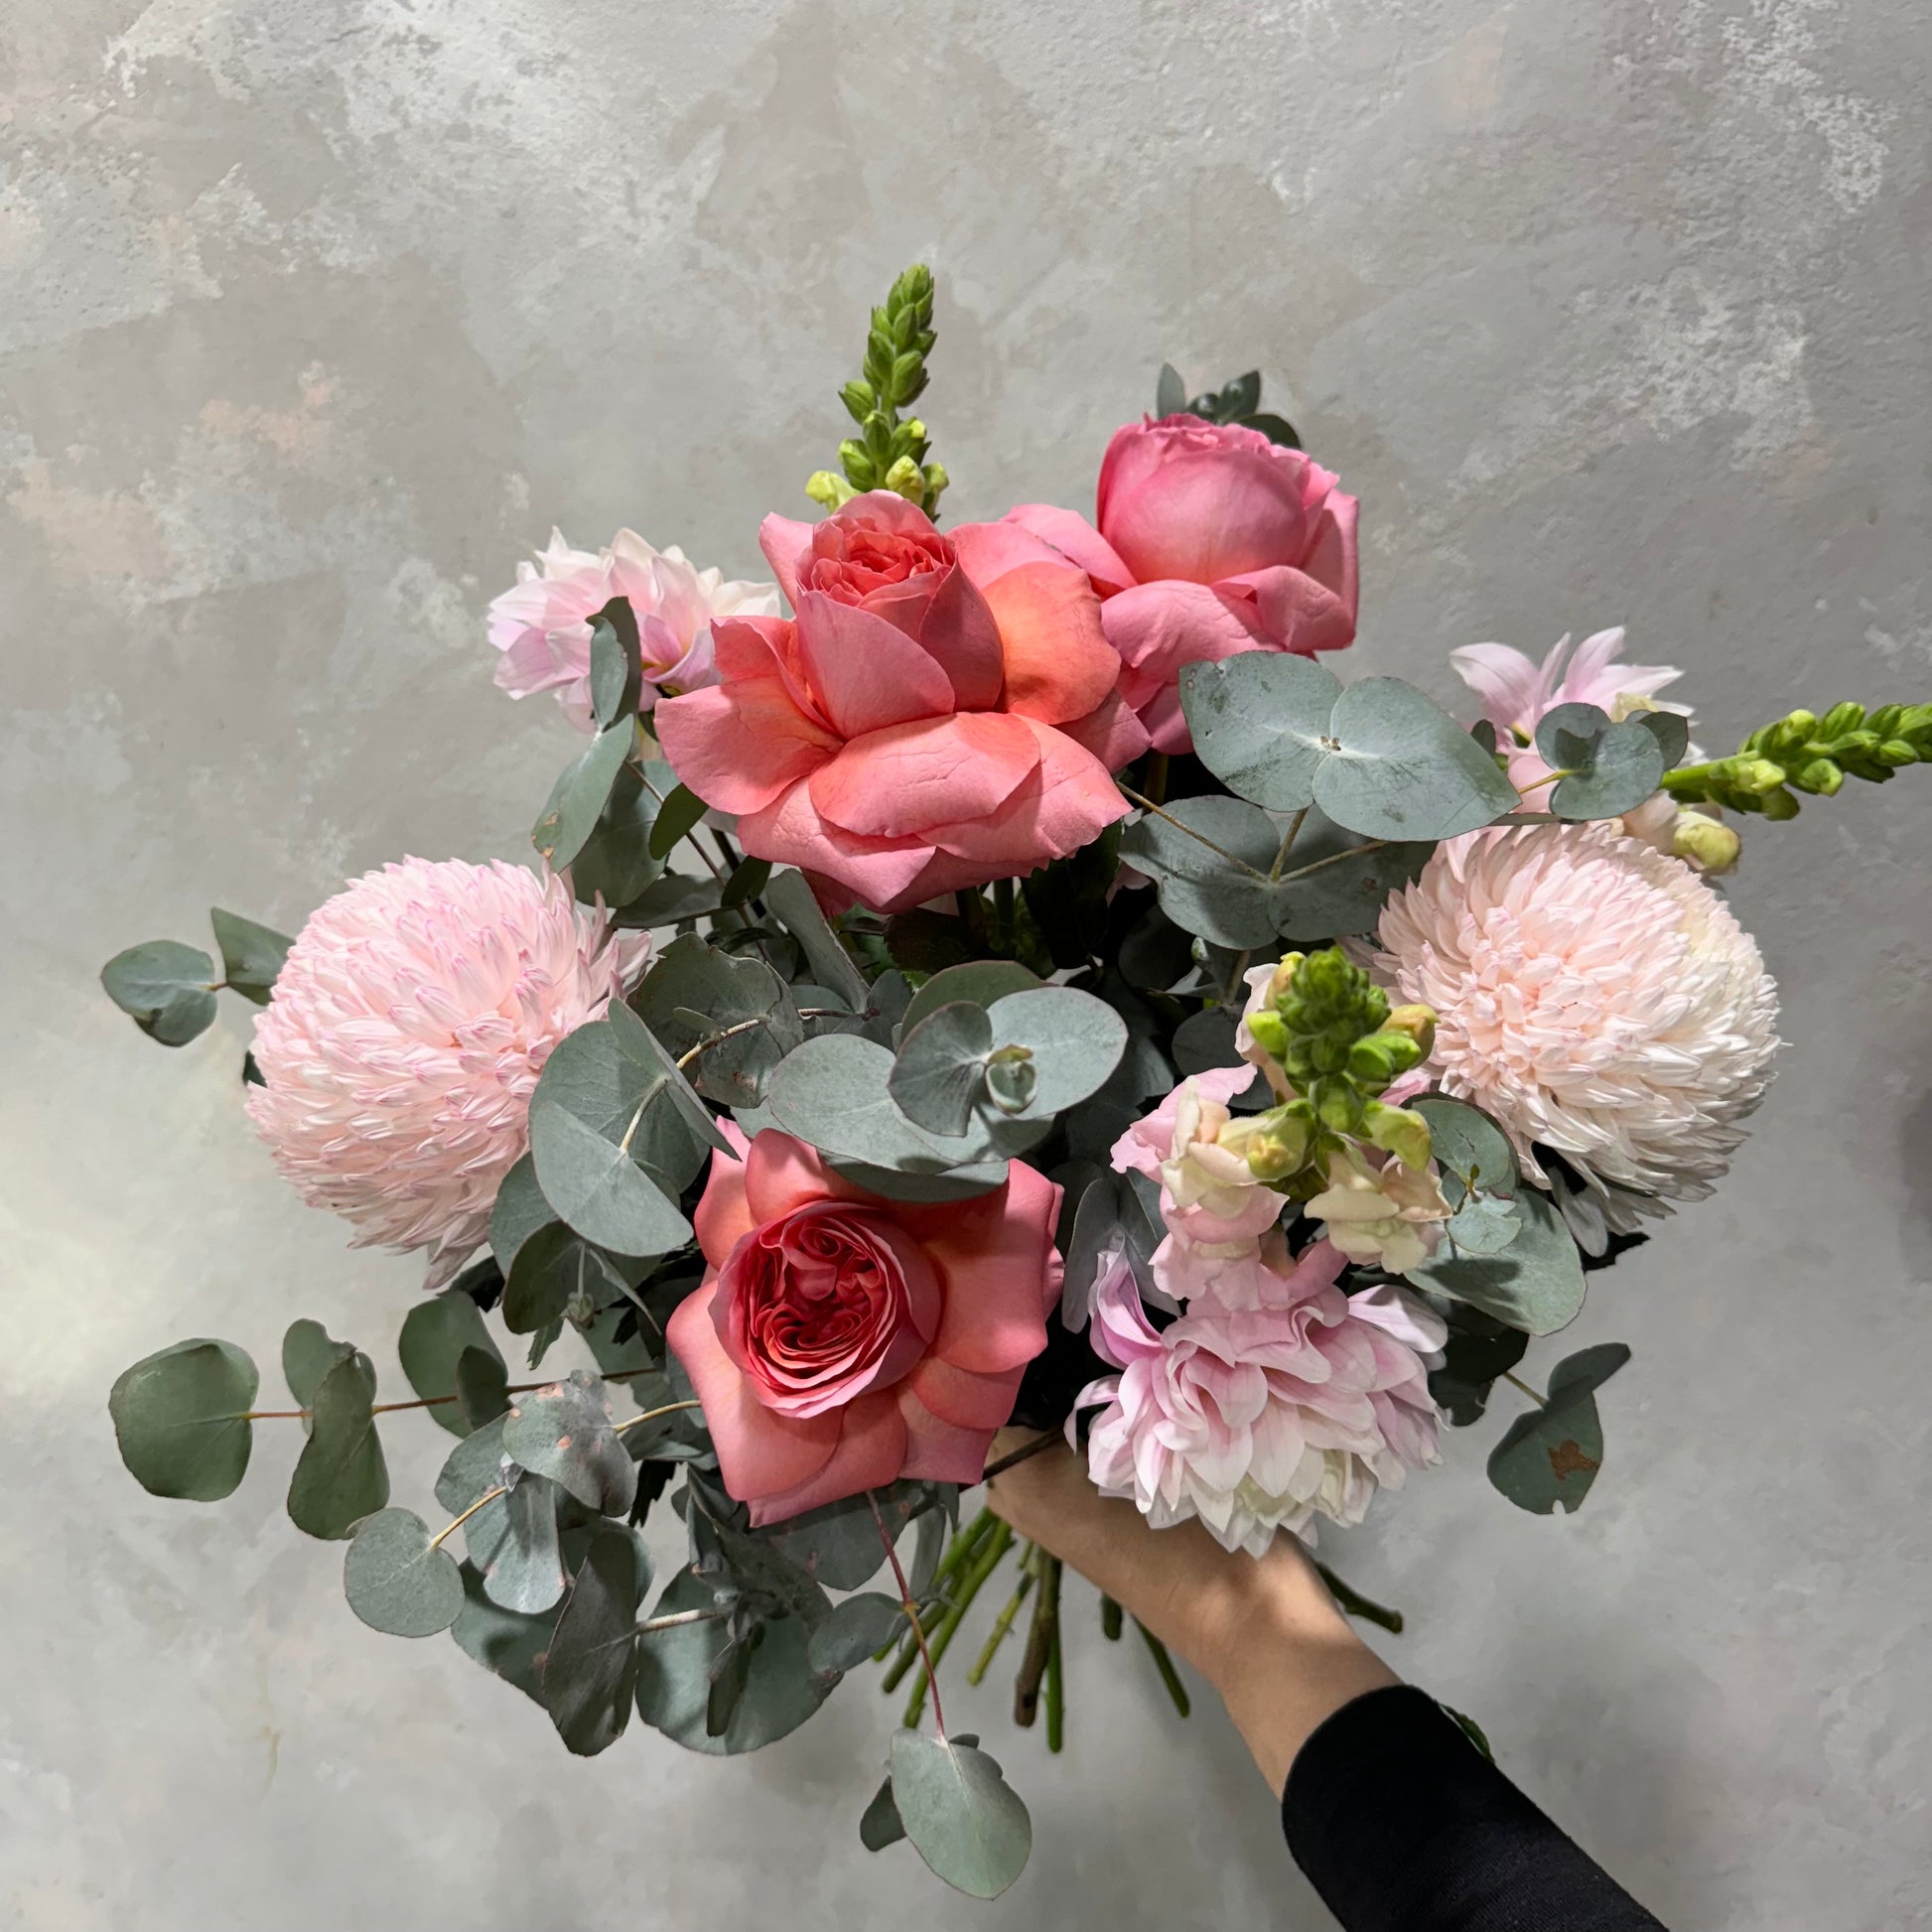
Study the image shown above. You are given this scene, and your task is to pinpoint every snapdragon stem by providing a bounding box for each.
[967,1560,1035,1685]
[1100,1593,1123,1641]
[1313,1561,1406,1634]
[1013,1550,1059,1728]
[902,1520,1014,1727]
[1045,1577,1066,1753]
[1138,1621,1191,1718]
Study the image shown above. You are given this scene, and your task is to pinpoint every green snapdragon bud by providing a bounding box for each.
[1236,1101,1314,1181]
[1245,1008,1290,1060]
[1361,1100,1433,1172]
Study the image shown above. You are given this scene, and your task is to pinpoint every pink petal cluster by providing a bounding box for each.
[1002,415,1358,753]
[668,1123,1063,1525]
[1110,1065,1281,1303]
[487,528,779,732]
[247,858,647,1282]
[1449,627,1692,793]
[1370,822,1779,1218]
[655,491,1147,915]
[1073,1237,1443,1554]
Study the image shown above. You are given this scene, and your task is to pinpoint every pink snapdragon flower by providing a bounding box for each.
[1072,1235,1444,1553]
[488,528,779,732]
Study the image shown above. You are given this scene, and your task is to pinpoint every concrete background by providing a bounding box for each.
[4,1,1928,1926]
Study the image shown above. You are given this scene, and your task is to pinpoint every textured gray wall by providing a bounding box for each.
[5,2,1929,1926]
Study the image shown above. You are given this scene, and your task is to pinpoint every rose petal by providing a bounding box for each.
[693,1123,757,1268]
[737,782,939,909]
[1054,687,1150,773]
[758,512,815,607]
[920,1161,1063,1374]
[791,591,956,738]
[904,1352,1025,1430]
[915,563,1007,710]
[653,641,841,817]
[807,713,1039,841]
[977,562,1122,726]
[897,1382,1005,1485]
[745,1390,909,1526]
[667,1281,840,1505]
[996,505,1135,595]
[925,715,1129,866]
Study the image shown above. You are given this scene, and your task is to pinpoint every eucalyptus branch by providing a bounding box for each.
[244,1363,657,1424]
[675,1010,845,1074]
[1312,1562,1406,1634]
[613,1399,702,1437]
[429,1484,506,1552]
[871,1489,948,1738]
[1268,806,1310,884]
[981,1430,1061,1481]
[636,1605,734,1635]
[1274,837,1391,885]
[1115,784,1269,879]
[1502,1369,1547,1408]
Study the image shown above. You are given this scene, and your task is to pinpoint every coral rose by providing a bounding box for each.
[999,415,1358,754]
[666,1123,1064,1525]
[652,491,1147,915]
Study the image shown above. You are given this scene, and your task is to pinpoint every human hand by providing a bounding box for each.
[984,1429,1399,1794]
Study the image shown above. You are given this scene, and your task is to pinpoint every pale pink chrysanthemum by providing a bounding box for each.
[246,858,648,1283]
[1071,1237,1444,1554]
[1369,822,1779,1222]
[488,528,779,733]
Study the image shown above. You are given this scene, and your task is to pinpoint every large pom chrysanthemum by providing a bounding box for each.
[247,858,646,1282]
[1370,823,1778,1218]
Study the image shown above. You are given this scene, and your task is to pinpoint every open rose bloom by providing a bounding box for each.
[108,269,1929,1898]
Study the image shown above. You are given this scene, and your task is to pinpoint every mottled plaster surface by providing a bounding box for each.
[3,3,1928,1927]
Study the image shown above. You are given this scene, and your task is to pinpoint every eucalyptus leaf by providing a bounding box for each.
[1429,1324,1529,1426]
[569,763,664,907]
[1536,703,1668,820]
[889,1729,1033,1899]
[343,1507,465,1638]
[889,1002,993,1135]
[281,1318,353,1416]
[1413,1097,1519,1203]
[631,935,803,1108]
[1487,1342,1631,1513]
[488,1154,551,1271]
[721,855,772,909]
[456,1346,511,1430]
[100,940,218,1045]
[1407,1186,1586,1336]
[1319,678,1519,839]
[983,987,1128,1119]
[762,868,871,1008]
[533,722,634,870]
[451,1559,561,1701]
[502,1221,636,1334]
[1445,1193,1522,1255]
[208,908,292,1004]
[807,1593,905,1675]
[1271,804,1434,939]
[1181,652,1341,810]
[1155,361,1186,416]
[529,1099,692,1257]
[635,1570,834,1754]
[761,1481,946,1590]
[712,1524,833,1632]
[898,959,1042,1037]
[1119,795,1283,948]
[861,1776,907,1852]
[398,1292,504,1438]
[613,871,723,926]
[107,1338,257,1501]
[589,597,644,727]
[646,780,710,861]
[501,1369,637,1516]
[542,1524,651,1754]
[287,1351,389,1540]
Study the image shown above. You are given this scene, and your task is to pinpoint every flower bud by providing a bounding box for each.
[1383,1004,1439,1057]
[1791,758,1843,796]
[1235,1102,1313,1181]
[839,379,876,424]
[1757,785,1801,821]
[1346,1030,1423,1089]
[1879,739,1920,767]
[1314,1078,1363,1134]
[1671,812,1741,875]
[1245,1009,1290,1059]
[805,470,859,511]
[883,455,926,501]
[1820,702,1866,739]
[1267,953,1305,1006]
[1735,757,1789,796]
[1361,1100,1434,1172]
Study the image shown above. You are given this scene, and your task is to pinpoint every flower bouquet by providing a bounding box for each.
[101,266,1930,1898]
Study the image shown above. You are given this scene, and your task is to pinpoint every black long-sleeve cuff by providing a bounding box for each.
[1282,1686,1668,1932]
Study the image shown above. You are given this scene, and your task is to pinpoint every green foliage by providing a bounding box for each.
[1182,654,1518,840]
[108,1338,257,1501]
[588,597,644,727]
[1406,1186,1585,1337]
[343,1508,466,1638]
[631,934,803,1108]
[438,1421,569,1614]
[808,1593,907,1675]
[568,763,666,907]
[287,1349,389,1540]
[889,1729,1034,1898]
[1534,703,1684,819]
[1430,1321,1530,1427]
[542,1525,651,1755]
[532,720,633,870]
[500,1222,647,1336]
[487,1154,551,1272]
[281,1317,353,1416]
[1155,362,1300,447]
[810,263,948,515]
[761,1481,952,1590]
[502,1369,637,1516]
[528,1099,691,1257]
[646,780,709,861]
[634,1570,835,1754]
[100,939,218,1045]
[398,1291,504,1438]
[208,909,292,1005]
[899,960,1041,1036]
[451,1560,561,1702]
[1487,1343,1632,1513]
[890,1001,995,1135]
[1664,700,1932,819]
[762,868,872,1009]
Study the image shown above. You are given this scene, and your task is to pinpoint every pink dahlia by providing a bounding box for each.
[487,528,779,732]
[247,858,647,1283]
[1369,823,1779,1221]
[1072,1236,1443,1553]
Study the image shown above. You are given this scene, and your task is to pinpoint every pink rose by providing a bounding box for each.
[1001,415,1359,754]
[487,529,779,733]
[654,491,1147,914]
[666,1122,1064,1525]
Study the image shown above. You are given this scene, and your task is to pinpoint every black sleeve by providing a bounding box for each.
[1281,1686,1668,1932]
